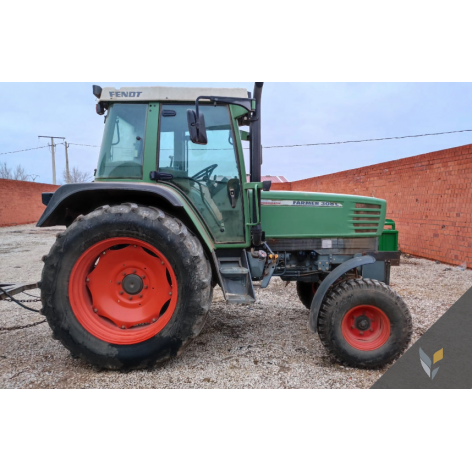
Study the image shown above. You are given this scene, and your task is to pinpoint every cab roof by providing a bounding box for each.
[98,86,249,103]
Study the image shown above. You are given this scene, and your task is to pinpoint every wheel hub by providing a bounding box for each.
[354,314,371,331]
[122,274,143,295]
[341,305,391,351]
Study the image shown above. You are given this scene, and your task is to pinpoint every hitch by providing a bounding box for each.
[0,282,39,300]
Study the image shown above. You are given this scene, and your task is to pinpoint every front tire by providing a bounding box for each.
[40,203,213,370]
[296,281,318,309]
[317,279,412,368]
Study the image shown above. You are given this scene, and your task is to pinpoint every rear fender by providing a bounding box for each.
[37,183,184,226]
[37,182,216,272]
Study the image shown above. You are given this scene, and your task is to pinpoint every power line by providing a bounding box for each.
[263,129,472,148]
[3,128,472,156]
[0,145,50,156]
[61,128,472,150]
[88,128,472,149]
[68,143,100,147]
[0,141,97,156]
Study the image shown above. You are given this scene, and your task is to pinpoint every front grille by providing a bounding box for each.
[352,203,381,233]
[355,203,381,209]
[353,211,381,215]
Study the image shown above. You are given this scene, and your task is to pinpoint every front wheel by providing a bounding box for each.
[40,203,213,370]
[317,279,412,368]
[296,281,319,309]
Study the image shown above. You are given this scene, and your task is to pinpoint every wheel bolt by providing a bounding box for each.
[370,328,373,332]
[86,278,90,282]
[142,275,146,279]
[169,292,172,296]
[121,325,125,329]
[133,245,137,248]
[117,281,121,285]
[139,294,143,298]
[120,291,124,295]
[161,261,164,265]
[122,272,126,276]
[144,285,148,289]
[133,270,137,274]
[152,318,156,323]
[102,251,106,255]
[351,325,354,329]
[359,331,363,335]
[129,296,132,300]
[93,308,98,313]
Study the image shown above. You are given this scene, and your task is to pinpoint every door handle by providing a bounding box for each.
[227,178,240,209]
[229,189,236,208]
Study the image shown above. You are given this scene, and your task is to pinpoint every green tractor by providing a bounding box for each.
[38,82,412,370]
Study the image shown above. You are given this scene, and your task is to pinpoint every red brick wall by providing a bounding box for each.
[271,182,292,191]
[0,180,59,227]
[285,144,472,268]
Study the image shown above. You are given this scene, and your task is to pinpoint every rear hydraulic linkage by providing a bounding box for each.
[0,282,41,313]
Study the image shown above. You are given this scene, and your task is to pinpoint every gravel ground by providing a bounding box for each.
[1,224,471,389]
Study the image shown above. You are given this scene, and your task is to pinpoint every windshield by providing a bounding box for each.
[97,103,147,179]
[159,104,245,243]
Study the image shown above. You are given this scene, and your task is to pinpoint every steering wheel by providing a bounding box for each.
[192,164,218,181]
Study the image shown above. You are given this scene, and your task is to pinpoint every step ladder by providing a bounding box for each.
[216,251,256,304]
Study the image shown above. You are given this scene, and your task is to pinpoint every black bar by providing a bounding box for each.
[363,251,401,266]
[0,282,39,300]
[250,83,264,183]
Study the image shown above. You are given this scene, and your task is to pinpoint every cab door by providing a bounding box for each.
[158,103,245,243]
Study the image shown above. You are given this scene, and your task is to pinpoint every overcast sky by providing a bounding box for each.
[1,82,471,184]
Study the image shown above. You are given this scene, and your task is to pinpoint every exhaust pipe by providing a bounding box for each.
[250,82,264,246]
[250,82,264,183]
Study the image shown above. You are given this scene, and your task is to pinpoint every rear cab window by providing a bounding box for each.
[97,103,147,179]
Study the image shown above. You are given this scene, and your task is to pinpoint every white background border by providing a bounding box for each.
[1,1,469,470]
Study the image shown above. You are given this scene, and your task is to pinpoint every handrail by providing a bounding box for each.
[244,182,261,226]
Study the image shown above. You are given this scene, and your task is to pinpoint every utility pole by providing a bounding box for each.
[38,136,65,185]
[64,141,70,183]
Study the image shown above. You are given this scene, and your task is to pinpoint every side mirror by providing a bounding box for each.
[187,109,208,145]
[96,102,106,116]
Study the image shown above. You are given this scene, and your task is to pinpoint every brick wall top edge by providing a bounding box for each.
[0,179,60,190]
[291,143,472,185]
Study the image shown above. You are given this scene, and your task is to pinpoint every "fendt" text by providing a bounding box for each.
[109,91,143,98]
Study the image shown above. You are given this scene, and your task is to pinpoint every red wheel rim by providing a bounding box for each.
[341,305,391,351]
[69,237,178,345]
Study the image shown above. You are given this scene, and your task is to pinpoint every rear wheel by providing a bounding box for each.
[41,203,213,370]
[317,279,412,368]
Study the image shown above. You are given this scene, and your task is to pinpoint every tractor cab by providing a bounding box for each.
[94,86,253,244]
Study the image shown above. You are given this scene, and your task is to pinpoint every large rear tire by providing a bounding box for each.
[317,278,412,368]
[40,203,213,370]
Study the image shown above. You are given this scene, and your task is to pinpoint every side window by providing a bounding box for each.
[97,103,147,179]
[158,104,245,243]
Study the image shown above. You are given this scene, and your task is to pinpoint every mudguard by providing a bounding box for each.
[309,255,376,333]
[37,182,183,227]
